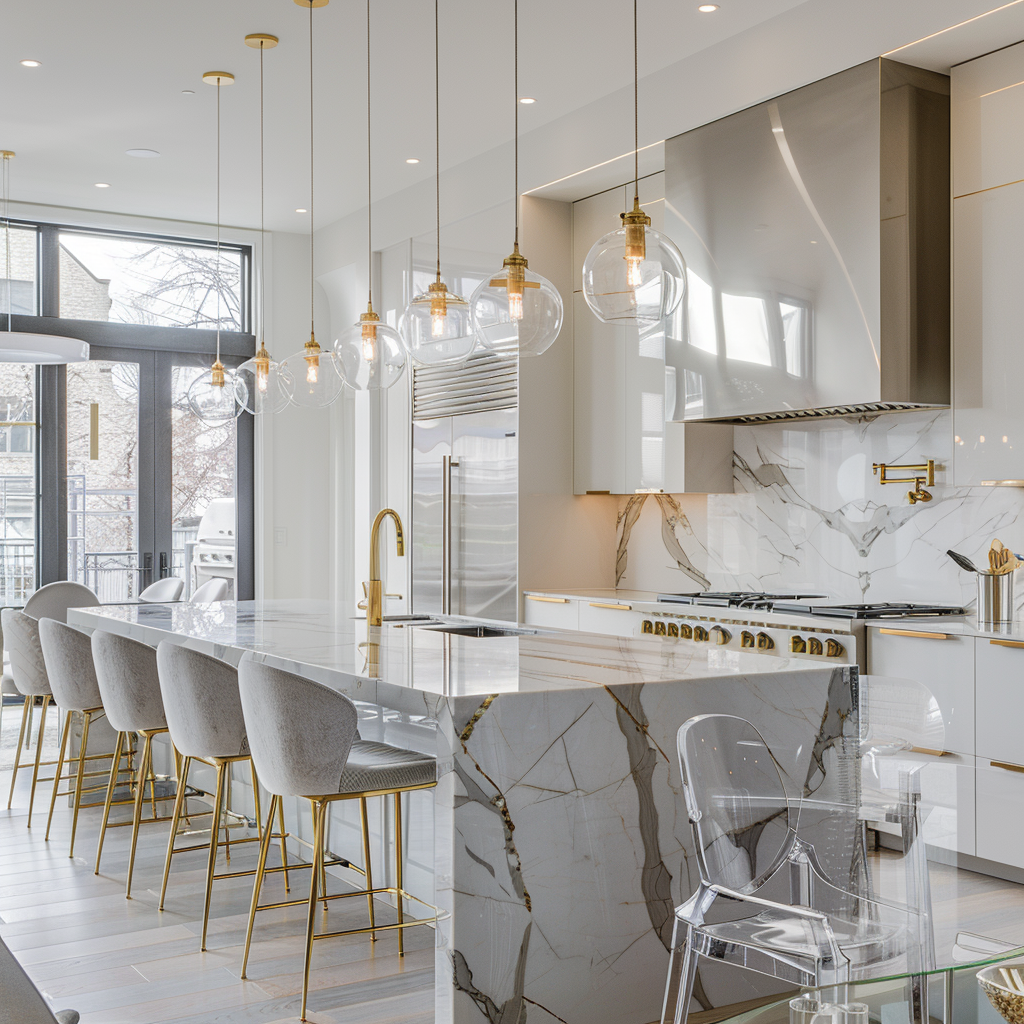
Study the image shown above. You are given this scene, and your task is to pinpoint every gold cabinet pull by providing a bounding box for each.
[589,602,632,611]
[526,595,569,604]
[991,639,1024,649]
[877,628,949,640]
[991,760,1024,774]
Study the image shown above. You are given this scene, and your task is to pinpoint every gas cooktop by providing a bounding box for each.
[657,591,828,609]
[656,593,966,619]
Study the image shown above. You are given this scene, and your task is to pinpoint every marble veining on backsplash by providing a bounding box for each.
[615,410,1024,610]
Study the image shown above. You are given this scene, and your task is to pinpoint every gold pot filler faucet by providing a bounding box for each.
[366,508,404,626]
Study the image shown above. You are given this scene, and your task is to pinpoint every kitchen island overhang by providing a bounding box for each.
[69,600,857,1024]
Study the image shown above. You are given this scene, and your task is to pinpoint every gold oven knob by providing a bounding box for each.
[680,624,693,639]
[654,621,666,635]
[826,638,846,658]
[790,635,807,654]
[710,626,731,645]
[756,632,775,651]
[808,637,823,656]
[693,626,709,642]
[642,620,653,634]
[740,630,755,648]
[667,622,679,637]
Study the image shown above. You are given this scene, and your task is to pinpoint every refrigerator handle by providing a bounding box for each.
[441,455,460,615]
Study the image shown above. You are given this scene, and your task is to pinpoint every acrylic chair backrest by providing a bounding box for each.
[677,713,796,894]
[189,578,229,605]
[139,578,184,603]
[24,582,99,624]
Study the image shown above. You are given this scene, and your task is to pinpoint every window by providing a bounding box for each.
[0,225,38,315]
[59,231,248,331]
[0,366,36,603]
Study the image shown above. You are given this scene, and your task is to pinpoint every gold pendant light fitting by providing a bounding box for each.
[244,34,279,48]
[210,359,226,387]
[202,71,235,86]
[621,194,650,270]
[0,151,14,159]
[293,0,329,7]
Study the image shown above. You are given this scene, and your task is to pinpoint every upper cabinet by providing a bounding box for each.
[953,41,1024,485]
[572,175,734,495]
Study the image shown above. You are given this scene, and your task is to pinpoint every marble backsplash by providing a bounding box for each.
[615,410,1024,611]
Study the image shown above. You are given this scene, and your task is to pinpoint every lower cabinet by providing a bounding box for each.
[522,594,579,631]
[577,600,642,637]
[977,760,1024,869]
[976,637,1024,766]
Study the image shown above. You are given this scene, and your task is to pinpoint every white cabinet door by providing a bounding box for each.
[977,760,1024,869]
[953,183,1024,485]
[522,595,579,631]
[976,637,1024,765]
[578,600,642,637]
[867,628,975,756]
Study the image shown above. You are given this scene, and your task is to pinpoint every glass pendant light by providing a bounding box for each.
[279,0,345,408]
[398,0,475,367]
[334,0,406,391]
[188,71,248,423]
[236,34,293,415]
[470,0,563,357]
[581,0,686,326]
[1,151,89,363]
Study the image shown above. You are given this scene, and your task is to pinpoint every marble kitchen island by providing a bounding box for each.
[69,600,857,1024]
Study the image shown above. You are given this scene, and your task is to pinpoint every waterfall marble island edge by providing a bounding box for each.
[68,600,856,1024]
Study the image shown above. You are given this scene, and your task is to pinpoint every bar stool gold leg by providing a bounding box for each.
[159,756,192,911]
[317,798,328,914]
[360,797,376,941]
[224,771,233,864]
[26,695,51,829]
[68,709,92,858]
[277,797,290,893]
[200,762,226,951]
[126,732,153,899]
[249,761,263,847]
[44,707,73,842]
[395,791,404,956]
[95,731,125,874]
[240,794,277,980]
[6,697,29,809]
[301,798,327,1022]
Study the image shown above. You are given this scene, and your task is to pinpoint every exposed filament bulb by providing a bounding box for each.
[303,329,321,385]
[508,290,524,321]
[621,196,650,292]
[626,256,643,289]
[254,343,271,394]
[257,368,268,393]
[362,323,377,362]
[431,313,445,338]
[428,280,449,339]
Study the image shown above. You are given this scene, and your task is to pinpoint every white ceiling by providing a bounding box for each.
[4,0,1024,237]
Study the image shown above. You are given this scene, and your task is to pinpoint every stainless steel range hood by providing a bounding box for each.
[663,59,949,423]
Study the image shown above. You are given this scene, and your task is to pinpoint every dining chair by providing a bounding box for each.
[189,578,229,604]
[139,578,184,603]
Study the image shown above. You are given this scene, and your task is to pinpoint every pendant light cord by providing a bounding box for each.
[216,76,222,364]
[309,1,315,331]
[3,156,10,334]
[514,0,519,247]
[260,45,266,345]
[633,0,639,204]
[435,0,441,282]
[366,0,372,304]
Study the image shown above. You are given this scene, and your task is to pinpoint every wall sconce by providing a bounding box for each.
[872,459,935,504]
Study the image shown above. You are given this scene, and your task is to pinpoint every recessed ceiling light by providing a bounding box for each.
[126,148,160,158]
[295,208,307,213]
[94,182,111,188]
[519,97,536,104]
[181,89,195,95]
[697,4,719,10]
[405,158,420,164]
[20,59,41,68]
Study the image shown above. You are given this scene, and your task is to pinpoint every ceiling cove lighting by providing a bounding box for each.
[0,151,89,364]
[187,71,247,424]
[581,0,686,326]
[235,32,293,415]
[470,0,563,357]
[399,0,476,366]
[334,0,406,391]
[279,0,345,408]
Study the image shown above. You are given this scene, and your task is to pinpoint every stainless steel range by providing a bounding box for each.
[630,592,966,672]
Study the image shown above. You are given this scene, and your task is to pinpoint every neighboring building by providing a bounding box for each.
[59,244,112,320]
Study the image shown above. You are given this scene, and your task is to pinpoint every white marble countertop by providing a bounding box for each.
[69,599,828,716]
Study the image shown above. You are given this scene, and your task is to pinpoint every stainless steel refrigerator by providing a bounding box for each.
[411,352,518,622]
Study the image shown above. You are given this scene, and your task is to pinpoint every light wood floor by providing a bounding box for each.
[0,752,435,1024]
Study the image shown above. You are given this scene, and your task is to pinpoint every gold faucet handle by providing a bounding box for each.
[358,580,368,611]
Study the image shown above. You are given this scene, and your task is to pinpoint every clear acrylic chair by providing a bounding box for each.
[662,713,934,1024]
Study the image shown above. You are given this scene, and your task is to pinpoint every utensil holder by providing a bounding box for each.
[979,572,1015,626]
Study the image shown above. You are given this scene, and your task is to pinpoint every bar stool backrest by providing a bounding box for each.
[677,713,796,894]
[189,578,229,605]
[38,619,102,712]
[23,582,99,624]
[156,642,247,759]
[238,656,358,798]
[91,630,166,734]
[2,610,50,697]
[139,578,184,603]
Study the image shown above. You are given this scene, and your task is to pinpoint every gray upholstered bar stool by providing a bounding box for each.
[3,610,56,828]
[39,619,129,857]
[91,630,176,898]
[237,658,437,1022]
[155,641,290,950]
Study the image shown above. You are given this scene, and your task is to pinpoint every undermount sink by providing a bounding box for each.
[424,624,538,638]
